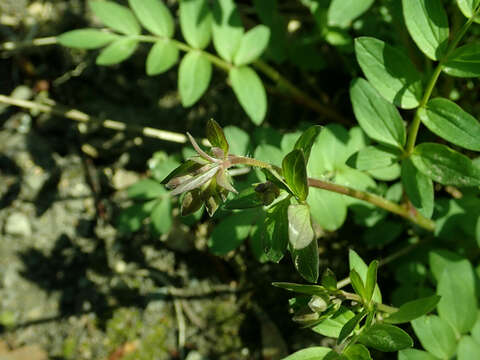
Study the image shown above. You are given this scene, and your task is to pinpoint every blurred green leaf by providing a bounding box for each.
[178,50,212,107]
[385,296,441,324]
[179,0,212,49]
[117,200,156,233]
[313,307,355,338]
[146,39,179,75]
[444,43,480,77]
[294,126,322,163]
[358,324,413,352]
[58,29,119,49]
[458,336,480,360]
[419,98,480,151]
[230,66,267,125]
[224,126,250,156]
[456,0,480,21]
[401,158,434,218]
[151,199,172,234]
[321,268,337,291]
[234,25,271,66]
[402,0,449,60]
[343,344,372,360]
[288,204,314,250]
[411,143,480,186]
[355,37,423,109]
[90,1,140,35]
[412,315,457,359]
[128,179,166,200]
[282,347,333,360]
[347,146,400,171]
[129,0,174,37]
[96,38,138,65]
[398,349,439,360]
[206,119,229,155]
[328,0,374,28]
[212,0,244,62]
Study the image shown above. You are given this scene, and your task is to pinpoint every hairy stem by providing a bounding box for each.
[405,11,478,154]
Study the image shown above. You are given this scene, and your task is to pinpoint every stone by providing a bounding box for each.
[4,212,31,237]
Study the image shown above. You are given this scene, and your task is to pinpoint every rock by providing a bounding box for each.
[4,212,31,237]
[185,351,208,360]
[111,169,139,190]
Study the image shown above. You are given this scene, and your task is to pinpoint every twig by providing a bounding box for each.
[173,299,186,360]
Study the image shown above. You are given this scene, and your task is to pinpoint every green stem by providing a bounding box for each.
[405,12,478,155]
[340,291,397,314]
[231,156,435,232]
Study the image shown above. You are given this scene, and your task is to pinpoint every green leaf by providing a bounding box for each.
[327,0,375,28]
[349,250,382,303]
[294,125,322,163]
[343,344,372,360]
[350,269,367,301]
[223,187,262,210]
[411,315,457,359]
[283,150,309,201]
[444,43,480,77]
[428,249,465,282]
[282,347,333,360]
[117,200,157,233]
[58,29,119,49]
[358,324,413,352]
[128,179,166,200]
[385,295,441,324]
[402,0,449,60]
[233,25,271,66]
[146,39,179,75]
[178,50,212,107]
[458,336,480,360]
[472,313,480,344]
[151,199,172,234]
[272,282,328,297]
[365,260,378,302]
[308,189,347,231]
[321,268,337,291]
[212,0,244,62]
[96,38,138,65]
[288,204,314,250]
[161,160,202,185]
[354,37,423,109]
[350,78,406,148]
[411,143,480,186]
[128,0,174,37]
[456,0,480,20]
[206,119,229,155]
[179,0,212,49]
[229,66,267,125]
[338,311,365,344]
[401,158,434,219]
[180,190,203,216]
[313,307,355,338]
[419,98,480,151]
[90,1,140,35]
[224,126,250,156]
[347,146,400,171]
[208,209,258,255]
[290,238,319,283]
[437,257,477,334]
[398,349,439,360]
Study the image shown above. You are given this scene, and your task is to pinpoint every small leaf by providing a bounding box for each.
[456,0,480,20]
[350,78,406,148]
[338,311,365,345]
[437,257,477,334]
[58,29,119,49]
[365,260,378,302]
[401,158,434,219]
[343,344,372,360]
[161,160,203,185]
[146,39,179,75]
[288,204,315,250]
[128,0,174,37]
[328,0,375,28]
[290,239,319,283]
[128,179,166,200]
[402,0,449,60]
[411,315,457,359]
[294,125,322,163]
[151,199,172,234]
[223,187,262,210]
[349,250,382,303]
[229,66,267,125]
[411,143,480,186]
[358,324,413,352]
[234,25,271,66]
[321,268,337,290]
[347,146,400,171]
[313,307,355,338]
[282,347,333,360]
[419,98,480,151]
[444,42,480,77]
[180,0,212,49]
[355,38,423,109]
[385,295,441,324]
[272,282,328,297]
[458,336,480,360]
[206,119,229,155]
[212,0,244,62]
[96,38,138,65]
[90,1,140,35]
[178,50,212,107]
[283,150,309,201]
[350,269,367,301]
[398,349,439,360]
[224,126,250,156]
